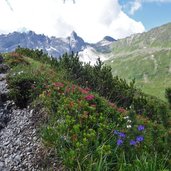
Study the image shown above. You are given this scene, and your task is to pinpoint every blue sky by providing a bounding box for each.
[119,0,171,30]
[0,0,171,42]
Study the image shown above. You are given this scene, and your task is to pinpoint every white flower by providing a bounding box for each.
[123,116,129,119]
[18,71,24,75]
[127,120,132,123]
[127,125,132,128]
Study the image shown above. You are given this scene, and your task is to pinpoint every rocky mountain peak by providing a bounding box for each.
[68,31,86,52]
[70,31,78,40]
[103,36,116,42]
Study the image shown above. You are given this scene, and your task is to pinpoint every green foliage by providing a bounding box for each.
[116,152,170,171]
[14,47,171,126]
[7,63,53,108]
[15,47,56,66]
[4,52,30,67]
[133,92,170,127]
[165,88,171,107]
[40,82,170,170]
[52,52,170,127]
[106,36,171,101]
[57,55,137,109]
[7,48,170,170]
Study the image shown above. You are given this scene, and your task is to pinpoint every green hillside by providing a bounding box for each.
[106,23,171,100]
[2,48,170,170]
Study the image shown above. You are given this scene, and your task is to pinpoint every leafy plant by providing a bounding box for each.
[7,48,170,170]
[165,88,171,107]
[4,52,30,67]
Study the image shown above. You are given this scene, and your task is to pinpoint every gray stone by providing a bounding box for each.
[0,64,9,74]
[0,54,3,64]
[0,161,4,167]
[14,155,21,164]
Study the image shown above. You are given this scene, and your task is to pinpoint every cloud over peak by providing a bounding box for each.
[0,0,145,43]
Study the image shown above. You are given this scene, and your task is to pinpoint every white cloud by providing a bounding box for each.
[129,0,142,15]
[127,0,171,15]
[0,0,145,43]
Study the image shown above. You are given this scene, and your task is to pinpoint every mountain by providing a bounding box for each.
[0,31,114,64]
[78,36,115,64]
[105,22,171,100]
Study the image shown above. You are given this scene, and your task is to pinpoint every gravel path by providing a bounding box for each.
[0,64,43,171]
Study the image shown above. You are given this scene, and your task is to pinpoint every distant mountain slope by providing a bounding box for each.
[106,22,171,100]
[0,31,115,64]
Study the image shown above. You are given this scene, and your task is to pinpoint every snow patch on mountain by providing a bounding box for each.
[0,31,115,64]
[78,46,110,65]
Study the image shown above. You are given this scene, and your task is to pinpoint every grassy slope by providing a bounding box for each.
[106,49,171,100]
[3,50,171,170]
[105,23,171,101]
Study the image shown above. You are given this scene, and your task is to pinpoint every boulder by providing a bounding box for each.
[0,64,9,73]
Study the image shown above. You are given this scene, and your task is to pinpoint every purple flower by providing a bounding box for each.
[117,139,123,146]
[114,130,119,135]
[136,136,144,142]
[138,125,145,131]
[119,132,126,138]
[130,140,136,146]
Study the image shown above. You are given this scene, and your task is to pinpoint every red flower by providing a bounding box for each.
[71,85,76,93]
[85,94,95,101]
[45,85,49,89]
[117,107,127,113]
[78,87,89,94]
[85,87,91,91]
[65,86,71,94]
[53,82,64,88]
[109,102,117,109]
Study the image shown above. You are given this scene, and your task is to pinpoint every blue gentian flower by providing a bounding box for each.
[138,125,145,131]
[130,140,136,146]
[117,139,123,146]
[114,130,119,135]
[119,132,126,138]
[136,136,144,142]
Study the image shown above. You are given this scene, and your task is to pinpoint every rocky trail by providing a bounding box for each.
[0,61,43,171]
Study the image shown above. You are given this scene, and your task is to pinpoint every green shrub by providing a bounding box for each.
[4,52,30,67]
[166,88,171,107]
[133,93,170,127]
[40,82,170,170]
[5,48,170,170]
[14,48,170,127]
[7,65,51,108]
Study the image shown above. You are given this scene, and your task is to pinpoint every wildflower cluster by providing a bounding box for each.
[13,70,24,76]
[114,117,145,147]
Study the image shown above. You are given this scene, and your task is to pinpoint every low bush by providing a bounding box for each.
[7,65,52,108]
[166,88,171,107]
[4,52,30,67]
[133,92,170,127]
[40,81,170,170]
[10,48,170,170]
